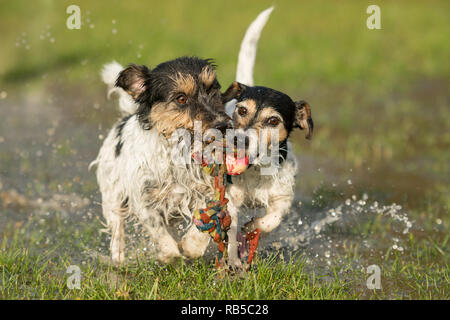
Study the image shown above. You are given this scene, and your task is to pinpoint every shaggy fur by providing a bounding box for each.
[91,56,231,264]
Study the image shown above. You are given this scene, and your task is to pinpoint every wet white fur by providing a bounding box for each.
[226,149,297,268]
[91,115,216,263]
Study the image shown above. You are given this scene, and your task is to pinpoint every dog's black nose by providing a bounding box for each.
[214,121,231,134]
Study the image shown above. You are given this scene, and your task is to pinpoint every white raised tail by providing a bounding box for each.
[236,6,274,86]
[225,6,274,116]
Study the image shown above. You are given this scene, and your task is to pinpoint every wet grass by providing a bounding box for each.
[0,0,449,300]
[0,206,447,299]
[0,247,353,299]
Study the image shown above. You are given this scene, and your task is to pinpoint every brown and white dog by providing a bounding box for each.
[91,56,232,264]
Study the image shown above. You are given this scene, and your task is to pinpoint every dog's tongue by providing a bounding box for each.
[225,152,249,175]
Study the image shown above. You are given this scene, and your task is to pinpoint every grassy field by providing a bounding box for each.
[0,208,447,299]
[0,0,449,299]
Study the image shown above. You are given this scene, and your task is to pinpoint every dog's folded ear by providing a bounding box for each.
[294,100,314,140]
[222,81,247,103]
[116,64,151,100]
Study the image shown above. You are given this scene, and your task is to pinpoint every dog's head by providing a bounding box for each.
[223,82,313,151]
[116,56,231,136]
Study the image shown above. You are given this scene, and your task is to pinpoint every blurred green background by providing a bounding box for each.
[0,0,448,299]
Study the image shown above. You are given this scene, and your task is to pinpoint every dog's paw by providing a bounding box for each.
[156,250,182,264]
[228,256,244,271]
[111,250,126,266]
[178,240,203,259]
[179,227,210,259]
[156,237,182,263]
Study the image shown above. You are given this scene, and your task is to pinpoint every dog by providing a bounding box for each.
[91,56,233,264]
[222,82,313,268]
[217,6,314,269]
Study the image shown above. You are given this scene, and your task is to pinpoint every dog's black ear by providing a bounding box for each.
[222,81,247,103]
[116,64,151,100]
[294,100,314,140]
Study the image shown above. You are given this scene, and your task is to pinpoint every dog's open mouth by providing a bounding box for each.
[192,136,248,176]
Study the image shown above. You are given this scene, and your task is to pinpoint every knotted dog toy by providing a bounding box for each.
[237,219,261,268]
[192,161,231,268]
[192,140,260,269]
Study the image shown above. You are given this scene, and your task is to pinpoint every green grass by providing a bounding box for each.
[0,201,448,300]
[1,235,447,300]
[0,248,354,300]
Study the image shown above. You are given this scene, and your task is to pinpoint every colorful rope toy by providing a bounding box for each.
[237,225,261,268]
[192,161,231,268]
[192,141,260,269]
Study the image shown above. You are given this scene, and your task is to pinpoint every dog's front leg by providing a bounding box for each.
[102,198,127,265]
[179,225,211,259]
[109,212,125,264]
[255,194,293,233]
[227,200,243,270]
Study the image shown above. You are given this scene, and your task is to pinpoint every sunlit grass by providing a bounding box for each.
[0,205,448,299]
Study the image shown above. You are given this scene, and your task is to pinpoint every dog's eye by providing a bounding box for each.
[237,106,248,116]
[176,94,188,105]
[267,117,280,126]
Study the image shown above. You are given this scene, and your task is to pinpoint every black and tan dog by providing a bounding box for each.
[222,81,313,268]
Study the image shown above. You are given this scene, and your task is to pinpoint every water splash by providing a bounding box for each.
[259,192,414,265]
